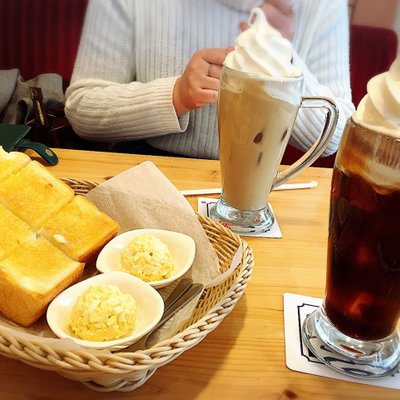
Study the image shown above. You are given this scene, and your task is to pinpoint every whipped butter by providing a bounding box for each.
[353,55,400,139]
[224,8,298,77]
[53,234,67,245]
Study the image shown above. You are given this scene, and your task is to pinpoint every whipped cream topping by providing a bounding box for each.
[353,55,400,138]
[224,8,298,77]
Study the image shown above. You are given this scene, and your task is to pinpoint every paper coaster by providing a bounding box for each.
[197,198,282,238]
[283,293,400,389]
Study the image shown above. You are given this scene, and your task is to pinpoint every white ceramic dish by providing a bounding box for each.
[96,229,196,289]
[46,271,164,351]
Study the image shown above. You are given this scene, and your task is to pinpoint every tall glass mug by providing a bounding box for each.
[210,66,339,234]
[302,118,400,378]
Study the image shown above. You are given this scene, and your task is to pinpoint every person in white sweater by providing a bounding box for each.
[65,0,355,159]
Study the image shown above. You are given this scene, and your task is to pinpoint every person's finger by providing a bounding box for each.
[202,75,220,91]
[207,64,223,80]
[191,68,220,90]
[183,56,210,81]
[260,4,294,39]
[199,89,219,104]
[240,21,249,32]
[199,48,232,66]
[262,4,286,27]
[185,87,218,108]
[265,0,294,16]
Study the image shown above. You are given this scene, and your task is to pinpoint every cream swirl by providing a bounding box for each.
[353,55,400,138]
[224,8,298,77]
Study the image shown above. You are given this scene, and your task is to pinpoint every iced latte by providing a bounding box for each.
[218,67,301,211]
[210,8,338,233]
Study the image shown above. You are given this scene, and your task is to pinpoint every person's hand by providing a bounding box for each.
[240,0,295,41]
[173,47,233,116]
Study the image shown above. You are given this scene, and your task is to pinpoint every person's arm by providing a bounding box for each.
[65,0,228,142]
[289,0,355,156]
[65,0,187,142]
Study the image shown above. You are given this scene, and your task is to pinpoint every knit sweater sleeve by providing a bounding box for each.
[290,0,355,156]
[65,0,189,142]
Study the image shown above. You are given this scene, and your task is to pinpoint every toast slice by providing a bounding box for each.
[0,147,31,182]
[0,236,84,327]
[39,195,120,263]
[0,160,74,229]
[0,204,35,261]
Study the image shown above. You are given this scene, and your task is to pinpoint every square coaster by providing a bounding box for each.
[283,293,400,389]
[197,198,282,238]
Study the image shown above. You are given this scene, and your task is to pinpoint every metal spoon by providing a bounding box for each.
[118,278,204,352]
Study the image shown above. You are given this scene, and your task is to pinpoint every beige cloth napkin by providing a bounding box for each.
[86,161,221,285]
[85,161,222,347]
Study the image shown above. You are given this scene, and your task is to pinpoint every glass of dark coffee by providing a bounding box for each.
[302,117,400,378]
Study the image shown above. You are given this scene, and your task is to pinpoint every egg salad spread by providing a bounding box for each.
[68,285,137,341]
[120,234,175,282]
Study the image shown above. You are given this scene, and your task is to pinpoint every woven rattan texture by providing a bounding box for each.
[0,178,254,392]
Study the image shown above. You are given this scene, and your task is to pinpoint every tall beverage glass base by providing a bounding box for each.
[302,307,400,378]
[210,196,274,235]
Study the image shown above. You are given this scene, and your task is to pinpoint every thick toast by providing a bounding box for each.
[39,195,120,263]
[0,160,74,229]
[0,236,84,327]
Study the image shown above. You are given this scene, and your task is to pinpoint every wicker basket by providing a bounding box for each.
[0,178,254,392]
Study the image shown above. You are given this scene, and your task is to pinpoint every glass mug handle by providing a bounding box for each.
[273,97,339,188]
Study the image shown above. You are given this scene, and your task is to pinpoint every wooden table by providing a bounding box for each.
[0,148,397,400]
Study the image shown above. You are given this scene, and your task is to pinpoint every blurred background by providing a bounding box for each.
[348,0,400,40]
[0,0,399,165]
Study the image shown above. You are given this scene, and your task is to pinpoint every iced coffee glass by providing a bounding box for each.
[210,66,339,234]
[302,118,400,378]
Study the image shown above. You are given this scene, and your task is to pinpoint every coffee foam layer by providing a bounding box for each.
[337,124,400,191]
[337,142,400,191]
[338,161,400,194]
